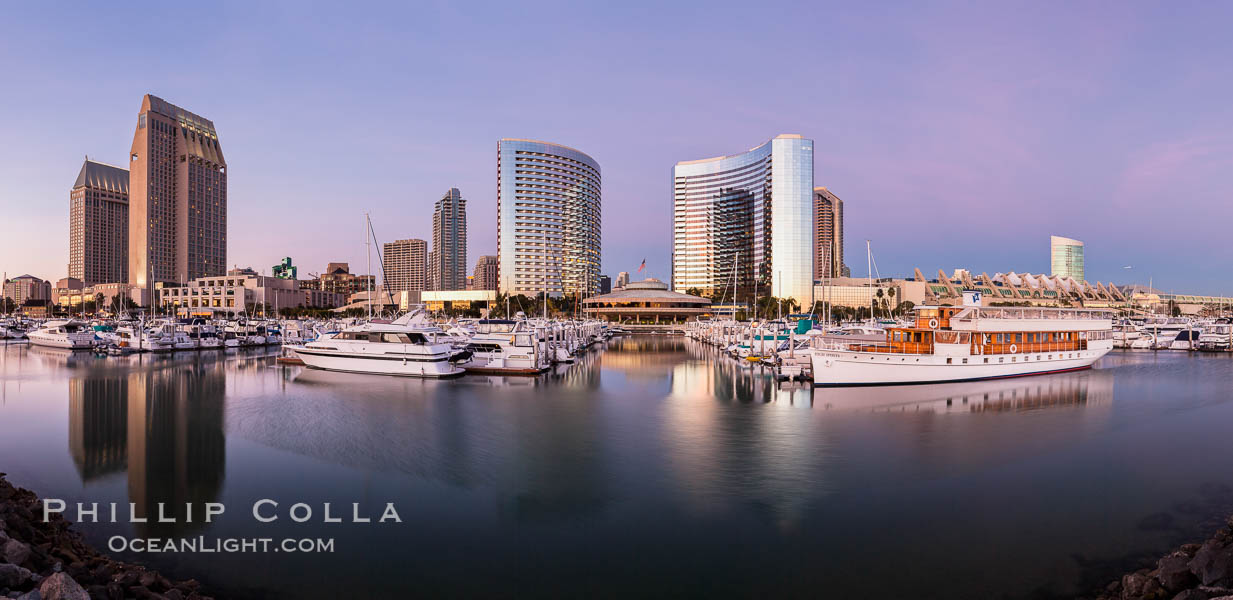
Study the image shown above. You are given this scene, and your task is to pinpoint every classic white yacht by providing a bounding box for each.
[291,313,464,378]
[27,320,97,349]
[810,305,1113,386]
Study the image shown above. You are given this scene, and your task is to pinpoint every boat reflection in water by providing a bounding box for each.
[66,353,228,537]
[813,368,1114,414]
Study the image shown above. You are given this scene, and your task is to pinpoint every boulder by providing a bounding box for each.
[0,564,31,588]
[1124,572,1152,598]
[16,590,42,600]
[1172,590,1210,600]
[37,573,89,600]
[1159,550,1200,592]
[2,541,31,567]
[1190,539,1233,586]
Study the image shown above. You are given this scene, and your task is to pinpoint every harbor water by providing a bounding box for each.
[2,337,1233,598]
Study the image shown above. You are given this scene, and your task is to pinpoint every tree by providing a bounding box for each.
[0,297,15,314]
[893,301,915,317]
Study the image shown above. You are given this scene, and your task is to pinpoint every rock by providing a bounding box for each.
[1190,539,1233,586]
[2,541,31,567]
[1173,590,1210,600]
[137,572,157,589]
[0,565,31,588]
[1160,550,1201,592]
[1124,572,1152,598]
[37,573,89,600]
[16,591,41,600]
[163,590,183,600]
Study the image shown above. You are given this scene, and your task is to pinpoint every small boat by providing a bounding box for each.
[1197,323,1233,352]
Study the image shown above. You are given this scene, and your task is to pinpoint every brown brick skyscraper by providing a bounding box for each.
[128,94,227,288]
[70,159,129,285]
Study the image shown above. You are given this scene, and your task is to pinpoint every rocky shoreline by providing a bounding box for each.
[0,474,214,600]
[1084,516,1233,600]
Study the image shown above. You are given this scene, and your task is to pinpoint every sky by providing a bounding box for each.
[1,1,1231,294]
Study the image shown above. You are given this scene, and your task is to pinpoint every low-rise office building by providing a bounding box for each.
[422,290,496,312]
[157,273,343,316]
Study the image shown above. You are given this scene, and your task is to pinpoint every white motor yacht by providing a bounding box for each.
[27,320,97,349]
[1198,323,1233,351]
[291,314,464,378]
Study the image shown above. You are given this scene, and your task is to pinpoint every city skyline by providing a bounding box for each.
[2,3,1232,293]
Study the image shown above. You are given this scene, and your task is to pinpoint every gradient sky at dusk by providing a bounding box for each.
[2,1,1231,293]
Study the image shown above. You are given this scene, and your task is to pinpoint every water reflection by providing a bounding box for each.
[12,337,1213,600]
[66,353,229,535]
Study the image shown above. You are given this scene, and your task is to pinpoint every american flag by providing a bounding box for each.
[637,259,646,273]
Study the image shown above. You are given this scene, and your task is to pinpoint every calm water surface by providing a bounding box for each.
[2,337,1233,599]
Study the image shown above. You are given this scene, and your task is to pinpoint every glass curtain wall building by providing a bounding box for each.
[672,134,814,307]
[1050,236,1085,281]
[497,139,602,297]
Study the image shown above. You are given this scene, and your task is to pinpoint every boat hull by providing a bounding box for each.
[27,334,94,349]
[811,344,1112,387]
[292,347,464,378]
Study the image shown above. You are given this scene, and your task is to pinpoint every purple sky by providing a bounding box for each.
[2,2,1231,294]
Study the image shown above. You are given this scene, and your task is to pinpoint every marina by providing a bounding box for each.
[2,336,1233,599]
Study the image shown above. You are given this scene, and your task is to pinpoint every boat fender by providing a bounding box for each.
[928,318,939,329]
[1009,344,1017,354]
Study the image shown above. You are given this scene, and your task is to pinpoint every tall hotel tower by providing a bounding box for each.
[431,188,468,290]
[128,94,227,288]
[813,187,844,280]
[69,159,130,285]
[672,134,813,306]
[497,140,601,297]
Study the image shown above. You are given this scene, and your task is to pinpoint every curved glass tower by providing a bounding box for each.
[672,134,813,307]
[1050,236,1084,281]
[497,140,602,297]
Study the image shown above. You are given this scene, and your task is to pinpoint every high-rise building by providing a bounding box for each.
[598,275,611,294]
[813,187,843,281]
[1050,236,1085,281]
[70,159,130,285]
[615,271,629,289]
[128,94,227,289]
[431,188,467,291]
[383,239,428,293]
[672,134,813,306]
[473,255,498,291]
[497,139,601,297]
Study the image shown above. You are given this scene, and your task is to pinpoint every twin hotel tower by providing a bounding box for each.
[69,95,844,309]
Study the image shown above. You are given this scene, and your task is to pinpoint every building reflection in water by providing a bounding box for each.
[67,355,227,536]
[660,338,1116,529]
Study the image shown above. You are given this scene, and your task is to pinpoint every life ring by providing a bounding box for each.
[824,358,833,367]
[1009,344,1018,354]
[928,318,939,329]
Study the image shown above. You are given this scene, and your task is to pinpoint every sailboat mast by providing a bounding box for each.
[366,212,373,320]
[866,239,873,323]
